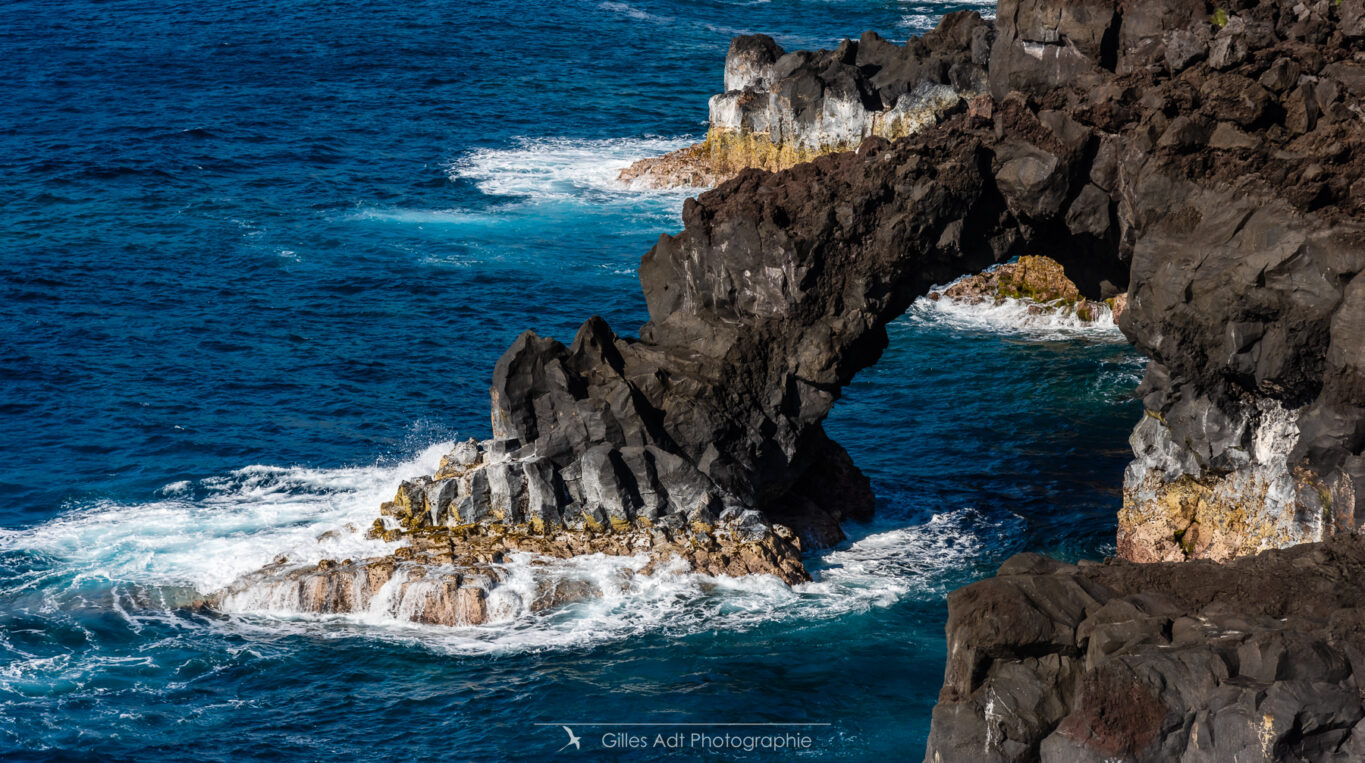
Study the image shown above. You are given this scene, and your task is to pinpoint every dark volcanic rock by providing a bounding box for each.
[920,0,1365,757]
[388,0,1365,586]
[522,129,1019,550]
[877,0,1360,568]
[926,537,1365,762]
[224,0,1365,658]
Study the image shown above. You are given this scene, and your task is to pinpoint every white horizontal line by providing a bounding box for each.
[532,723,831,727]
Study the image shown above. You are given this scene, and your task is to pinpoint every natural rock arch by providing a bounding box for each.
[216,0,1365,626]
[484,0,1365,569]
[489,99,1123,555]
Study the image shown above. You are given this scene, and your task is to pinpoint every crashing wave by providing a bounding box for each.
[0,441,1020,655]
[449,136,701,200]
[214,507,1018,655]
[909,260,1127,342]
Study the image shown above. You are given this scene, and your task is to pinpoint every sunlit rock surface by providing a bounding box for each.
[619,13,991,189]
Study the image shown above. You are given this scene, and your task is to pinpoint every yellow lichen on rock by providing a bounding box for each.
[995,255,1082,303]
[618,128,846,190]
[1118,466,1321,563]
[931,255,1115,323]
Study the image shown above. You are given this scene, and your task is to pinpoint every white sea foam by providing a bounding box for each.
[2,423,1014,656]
[901,0,996,33]
[905,274,1126,342]
[598,1,662,22]
[213,507,1015,656]
[348,208,509,227]
[1092,353,1148,400]
[450,136,702,201]
[0,443,450,594]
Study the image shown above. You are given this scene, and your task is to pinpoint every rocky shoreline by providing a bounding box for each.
[928,255,1128,324]
[206,0,1365,755]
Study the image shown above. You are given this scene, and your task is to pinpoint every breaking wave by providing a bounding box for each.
[905,276,1127,342]
[214,507,1017,656]
[0,443,451,596]
[901,0,997,33]
[449,136,701,201]
[0,437,1017,657]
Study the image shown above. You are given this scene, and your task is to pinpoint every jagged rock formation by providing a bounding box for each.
[619,13,992,189]
[921,0,1365,757]
[927,538,1365,762]
[217,0,1364,653]
[212,15,1021,625]
[1091,0,1365,564]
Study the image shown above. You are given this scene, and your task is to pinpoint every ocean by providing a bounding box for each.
[0,0,1142,758]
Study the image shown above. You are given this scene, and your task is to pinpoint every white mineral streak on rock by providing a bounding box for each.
[709,81,967,153]
[1119,399,1330,562]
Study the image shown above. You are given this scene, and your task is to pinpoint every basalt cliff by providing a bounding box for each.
[214,0,1365,753]
[928,539,1365,761]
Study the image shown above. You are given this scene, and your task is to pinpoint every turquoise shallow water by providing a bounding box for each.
[0,0,1141,758]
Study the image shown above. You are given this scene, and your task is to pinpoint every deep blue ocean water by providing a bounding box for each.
[0,0,1143,759]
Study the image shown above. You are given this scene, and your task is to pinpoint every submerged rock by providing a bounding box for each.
[213,556,498,627]
[927,537,1365,761]
[619,13,990,189]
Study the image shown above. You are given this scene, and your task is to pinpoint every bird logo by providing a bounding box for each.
[558,726,581,752]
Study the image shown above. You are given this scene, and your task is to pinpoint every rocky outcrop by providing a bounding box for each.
[619,13,992,188]
[927,537,1365,762]
[928,255,1122,323]
[1094,0,1365,564]
[215,15,1012,620]
[210,495,802,626]
[878,0,1365,567]
[919,0,1365,756]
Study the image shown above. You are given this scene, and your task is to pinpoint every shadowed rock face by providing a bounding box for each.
[927,538,1365,762]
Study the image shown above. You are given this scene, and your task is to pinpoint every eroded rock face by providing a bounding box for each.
[1105,5,1365,564]
[923,0,1365,757]
[919,0,1365,566]
[927,538,1365,762]
[619,13,992,189]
